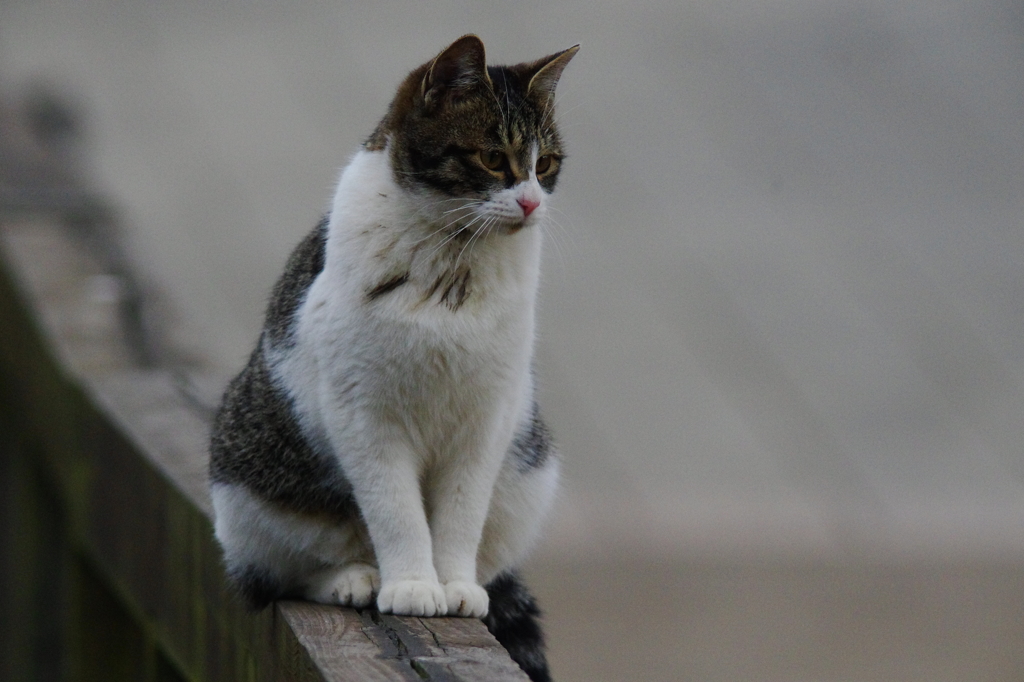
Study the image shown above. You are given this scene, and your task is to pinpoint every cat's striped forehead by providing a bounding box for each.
[487,68,560,146]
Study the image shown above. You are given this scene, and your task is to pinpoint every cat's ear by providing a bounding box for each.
[520,45,580,105]
[422,34,492,109]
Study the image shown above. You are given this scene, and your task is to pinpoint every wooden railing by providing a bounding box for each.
[0,101,530,682]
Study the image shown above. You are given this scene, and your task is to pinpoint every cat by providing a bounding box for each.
[209,35,577,682]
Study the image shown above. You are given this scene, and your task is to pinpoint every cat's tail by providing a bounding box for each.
[483,571,552,682]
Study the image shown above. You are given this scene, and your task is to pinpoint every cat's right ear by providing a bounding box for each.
[422,34,491,109]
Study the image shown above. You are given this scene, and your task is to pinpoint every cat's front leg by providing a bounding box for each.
[427,440,507,618]
[340,433,447,617]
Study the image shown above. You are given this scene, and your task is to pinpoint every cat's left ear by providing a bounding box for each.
[520,45,580,104]
[422,34,492,109]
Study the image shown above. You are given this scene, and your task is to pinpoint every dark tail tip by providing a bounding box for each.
[483,572,552,682]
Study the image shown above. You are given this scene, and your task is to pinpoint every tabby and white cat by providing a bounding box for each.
[209,35,576,681]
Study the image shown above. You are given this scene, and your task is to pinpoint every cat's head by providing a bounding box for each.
[366,35,578,234]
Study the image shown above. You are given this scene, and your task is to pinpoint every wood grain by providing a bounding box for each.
[280,602,530,681]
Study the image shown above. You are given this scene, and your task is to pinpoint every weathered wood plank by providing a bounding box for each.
[282,603,531,682]
[417,617,532,681]
[282,602,420,682]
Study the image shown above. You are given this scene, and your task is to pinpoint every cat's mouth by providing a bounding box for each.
[460,211,533,237]
[491,214,533,236]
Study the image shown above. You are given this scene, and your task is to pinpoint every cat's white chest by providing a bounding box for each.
[278,149,539,455]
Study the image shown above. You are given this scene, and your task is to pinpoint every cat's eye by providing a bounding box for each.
[535,155,555,175]
[478,150,506,171]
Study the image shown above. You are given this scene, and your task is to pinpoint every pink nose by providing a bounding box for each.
[517,197,540,218]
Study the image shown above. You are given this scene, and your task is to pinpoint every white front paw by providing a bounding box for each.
[377,579,447,617]
[443,580,489,618]
[307,563,380,608]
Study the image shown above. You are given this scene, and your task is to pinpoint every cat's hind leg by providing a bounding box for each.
[475,404,559,587]
[305,562,381,608]
[211,482,377,609]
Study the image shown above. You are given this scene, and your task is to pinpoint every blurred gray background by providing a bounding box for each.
[3,1,1024,680]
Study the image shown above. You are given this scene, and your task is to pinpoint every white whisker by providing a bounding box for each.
[542,214,574,272]
[453,215,494,273]
[426,211,491,261]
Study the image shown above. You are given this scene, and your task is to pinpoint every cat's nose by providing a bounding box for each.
[517,197,540,218]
